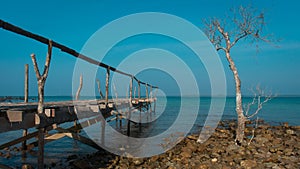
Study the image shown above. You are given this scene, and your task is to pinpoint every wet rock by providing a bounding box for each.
[67,154,78,161]
[73,160,91,169]
[22,164,33,169]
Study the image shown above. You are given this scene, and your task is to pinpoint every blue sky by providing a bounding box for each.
[0,0,300,96]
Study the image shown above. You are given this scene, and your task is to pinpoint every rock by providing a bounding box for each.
[22,164,33,169]
[168,166,176,169]
[226,144,239,152]
[210,152,220,158]
[211,158,218,163]
[150,155,159,162]
[180,151,191,158]
[67,154,78,161]
[286,129,295,135]
[255,135,269,143]
[132,159,144,166]
[222,166,231,169]
[283,122,289,128]
[240,160,257,169]
[264,162,276,168]
[284,148,294,156]
[197,164,209,169]
[186,141,197,152]
[73,160,91,169]
[272,138,282,144]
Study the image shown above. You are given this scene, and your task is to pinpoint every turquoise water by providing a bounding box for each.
[0,96,299,167]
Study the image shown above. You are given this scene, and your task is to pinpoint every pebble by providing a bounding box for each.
[211,158,218,162]
[49,120,299,169]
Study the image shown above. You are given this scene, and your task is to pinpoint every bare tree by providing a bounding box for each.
[204,5,273,144]
[244,86,275,145]
[244,86,274,119]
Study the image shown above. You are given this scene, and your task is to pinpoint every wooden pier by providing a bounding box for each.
[0,19,158,168]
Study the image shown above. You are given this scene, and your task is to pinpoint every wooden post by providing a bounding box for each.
[105,68,110,108]
[145,84,149,99]
[31,40,52,169]
[150,86,153,112]
[134,87,136,99]
[75,74,83,100]
[24,64,29,103]
[138,81,142,128]
[129,77,133,105]
[96,79,104,99]
[101,118,105,145]
[138,81,141,99]
[154,89,157,114]
[74,74,83,127]
[127,77,133,136]
[22,64,29,151]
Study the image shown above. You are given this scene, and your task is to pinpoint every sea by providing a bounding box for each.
[0,96,299,167]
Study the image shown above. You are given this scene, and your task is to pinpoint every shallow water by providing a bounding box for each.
[0,96,299,167]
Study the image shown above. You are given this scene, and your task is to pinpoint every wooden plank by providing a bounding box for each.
[0,131,38,150]
[0,124,58,150]
[89,105,99,113]
[44,133,66,142]
[45,108,55,117]
[56,127,102,150]
[6,110,23,122]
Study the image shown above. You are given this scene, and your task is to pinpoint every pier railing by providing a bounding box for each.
[0,19,158,168]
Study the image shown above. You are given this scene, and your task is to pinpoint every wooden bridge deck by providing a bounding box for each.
[0,19,158,168]
[0,98,155,133]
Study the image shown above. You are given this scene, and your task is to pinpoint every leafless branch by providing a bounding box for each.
[248,117,259,145]
[245,85,275,119]
[30,54,41,80]
[203,5,274,51]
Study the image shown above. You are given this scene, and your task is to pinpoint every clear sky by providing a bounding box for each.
[0,0,300,97]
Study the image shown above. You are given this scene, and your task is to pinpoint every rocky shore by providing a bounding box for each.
[54,120,300,168]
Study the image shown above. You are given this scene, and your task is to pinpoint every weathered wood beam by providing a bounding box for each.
[0,19,158,89]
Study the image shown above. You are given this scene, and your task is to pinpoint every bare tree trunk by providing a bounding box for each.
[30,40,52,169]
[75,74,83,100]
[225,51,246,144]
[96,79,104,99]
